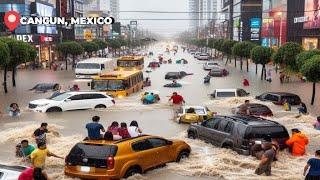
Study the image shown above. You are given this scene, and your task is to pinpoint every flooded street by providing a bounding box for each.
[0,43,319,179]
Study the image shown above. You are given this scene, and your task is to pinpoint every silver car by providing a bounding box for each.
[0,164,27,180]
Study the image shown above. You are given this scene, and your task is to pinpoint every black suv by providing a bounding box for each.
[187,115,289,155]
[255,92,301,105]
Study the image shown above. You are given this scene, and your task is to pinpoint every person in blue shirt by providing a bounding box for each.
[304,150,320,180]
[85,116,105,140]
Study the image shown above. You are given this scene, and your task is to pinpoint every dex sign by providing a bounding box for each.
[16,35,33,43]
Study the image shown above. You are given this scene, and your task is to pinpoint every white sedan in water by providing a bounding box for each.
[28,91,115,113]
[0,164,27,180]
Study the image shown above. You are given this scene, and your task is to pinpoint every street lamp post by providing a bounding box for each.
[276,12,282,47]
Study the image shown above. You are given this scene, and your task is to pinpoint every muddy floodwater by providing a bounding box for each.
[0,43,319,180]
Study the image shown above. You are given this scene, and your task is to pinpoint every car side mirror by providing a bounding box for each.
[211,93,215,98]
[87,82,91,87]
[167,140,173,145]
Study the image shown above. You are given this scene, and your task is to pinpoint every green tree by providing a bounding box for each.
[221,40,237,65]
[251,46,273,80]
[273,42,303,72]
[0,38,31,87]
[108,39,121,56]
[300,55,320,105]
[68,42,84,69]
[93,39,108,56]
[80,41,99,57]
[0,41,10,93]
[213,39,224,58]
[232,41,256,71]
[296,49,320,69]
[56,42,70,70]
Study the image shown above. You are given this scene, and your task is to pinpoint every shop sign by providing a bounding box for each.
[84,29,93,41]
[250,18,261,28]
[294,16,309,23]
[40,35,53,42]
[16,34,33,43]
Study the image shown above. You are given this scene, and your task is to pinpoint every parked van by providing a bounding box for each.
[210,88,250,98]
[75,58,115,78]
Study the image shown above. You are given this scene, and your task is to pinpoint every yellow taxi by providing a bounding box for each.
[64,135,191,179]
[177,106,215,124]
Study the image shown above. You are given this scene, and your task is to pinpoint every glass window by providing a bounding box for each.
[76,63,100,69]
[216,91,236,97]
[49,93,71,101]
[132,140,153,151]
[148,138,167,148]
[224,122,234,133]
[69,95,83,101]
[92,80,125,91]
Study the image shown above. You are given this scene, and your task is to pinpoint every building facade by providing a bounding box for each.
[287,0,320,50]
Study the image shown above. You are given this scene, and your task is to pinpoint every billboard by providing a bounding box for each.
[36,2,57,34]
[304,0,320,29]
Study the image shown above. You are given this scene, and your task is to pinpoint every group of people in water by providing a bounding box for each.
[16,123,63,180]
[85,116,143,141]
[140,91,160,104]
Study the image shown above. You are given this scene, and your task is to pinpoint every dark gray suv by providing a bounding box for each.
[187,115,289,155]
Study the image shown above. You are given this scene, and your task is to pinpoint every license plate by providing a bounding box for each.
[80,166,90,172]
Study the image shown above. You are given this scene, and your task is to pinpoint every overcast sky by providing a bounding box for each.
[119,0,189,38]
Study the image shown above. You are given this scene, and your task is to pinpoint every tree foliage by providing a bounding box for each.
[232,41,256,58]
[221,40,237,57]
[300,55,320,83]
[213,39,224,52]
[0,41,10,66]
[93,39,108,50]
[251,46,273,65]
[273,42,303,71]
[296,49,320,69]
[80,41,99,54]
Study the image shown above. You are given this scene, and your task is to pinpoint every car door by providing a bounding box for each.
[82,93,105,109]
[147,138,173,165]
[198,118,221,145]
[131,139,157,170]
[215,120,234,146]
[61,94,86,111]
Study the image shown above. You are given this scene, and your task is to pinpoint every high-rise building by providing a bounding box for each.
[189,0,218,37]
[110,0,119,22]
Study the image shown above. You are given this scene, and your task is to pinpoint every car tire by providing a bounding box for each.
[222,143,232,149]
[176,150,190,162]
[124,166,142,178]
[46,107,62,113]
[94,104,106,109]
[187,131,196,139]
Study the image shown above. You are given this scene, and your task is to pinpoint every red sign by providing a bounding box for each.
[4,11,20,31]
[40,35,53,42]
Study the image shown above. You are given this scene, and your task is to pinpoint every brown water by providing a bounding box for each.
[0,42,319,179]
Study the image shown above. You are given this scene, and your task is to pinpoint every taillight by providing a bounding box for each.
[111,100,115,104]
[106,156,114,169]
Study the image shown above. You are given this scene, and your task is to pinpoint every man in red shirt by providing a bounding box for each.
[168,92,185,119]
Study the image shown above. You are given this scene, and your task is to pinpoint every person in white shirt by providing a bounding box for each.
[128,120,142,137]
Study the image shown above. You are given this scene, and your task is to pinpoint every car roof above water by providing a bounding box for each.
[228,115,280,127]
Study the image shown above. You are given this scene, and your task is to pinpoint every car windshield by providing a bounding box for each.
[92,80,126,91]
[185,108,206,115]
[118,60,141,67]
[49,93,71,101]
[76,63,100,69]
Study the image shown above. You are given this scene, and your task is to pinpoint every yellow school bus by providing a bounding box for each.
[90,70,144,98]
[115,56,144,71]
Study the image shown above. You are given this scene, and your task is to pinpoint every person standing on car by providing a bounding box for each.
[32,123,49,144]
[85,116,105,140]
[304,150,320,180]
[255,142,275,176]
[286,128,309,156]
[128,120,142,137]
[239,100,251,115]
[168,92,185,119]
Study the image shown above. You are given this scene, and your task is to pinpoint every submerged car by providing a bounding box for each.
[197,53,210,60]
[177,106,215,123]
[164,71,193,80]
[208,67,229,77]
[210,88,250,99]
[29,83,60,93]
[65,135,191,179]
[255,92,301,105]
[203,62,220,70]
[187,115,289,155]
[232,103,273,117]
[29,91,115,112]
[0,164,27,180]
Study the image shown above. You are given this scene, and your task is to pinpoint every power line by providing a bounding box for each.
[119,9,320,14]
